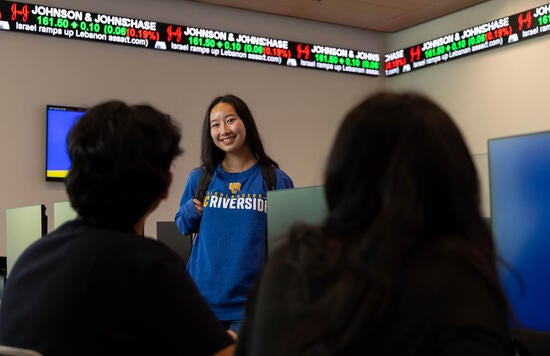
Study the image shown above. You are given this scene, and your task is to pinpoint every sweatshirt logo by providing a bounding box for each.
[229,182,241,194]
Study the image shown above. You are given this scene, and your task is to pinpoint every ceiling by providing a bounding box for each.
[188,0,489,33]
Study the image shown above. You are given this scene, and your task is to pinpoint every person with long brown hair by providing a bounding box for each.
[237,92,516,355]
[175,94,294,334]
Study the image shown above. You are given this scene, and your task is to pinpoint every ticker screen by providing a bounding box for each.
[385,3,550,77]
[0,1,380,77]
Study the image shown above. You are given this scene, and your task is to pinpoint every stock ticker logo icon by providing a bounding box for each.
[0,10,10,30]
[296,43,310,59]
[11,3,29,22]
[409,45,421,62]
[228,182,241,194]
[517,11,533,31]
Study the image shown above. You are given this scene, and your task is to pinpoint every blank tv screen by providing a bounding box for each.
[46,105,87,181]
[488,130,550,332]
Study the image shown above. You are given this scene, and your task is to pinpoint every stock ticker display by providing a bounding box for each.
[385,3,550,77]
[0,1,380,77]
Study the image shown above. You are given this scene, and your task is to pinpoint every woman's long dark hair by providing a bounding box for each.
[195,94,278,196]
[276,92,510,354]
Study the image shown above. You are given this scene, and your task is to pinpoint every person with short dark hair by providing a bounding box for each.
[236,92,516,355]
[0,100,235,356]
[175,94,294,334]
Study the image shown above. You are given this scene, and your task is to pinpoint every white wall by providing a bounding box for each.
[2,0,549,254]
[386,0,550,216]
[0,0,384,254]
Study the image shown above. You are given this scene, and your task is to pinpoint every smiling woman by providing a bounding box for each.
[174,94,294,335]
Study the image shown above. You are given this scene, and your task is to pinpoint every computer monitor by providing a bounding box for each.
[488,130,550,332]
[267,185,328,255]
[6,204,47,278]
[156,221,193,264]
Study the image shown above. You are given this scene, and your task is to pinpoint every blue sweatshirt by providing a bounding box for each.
[175,162,294,321]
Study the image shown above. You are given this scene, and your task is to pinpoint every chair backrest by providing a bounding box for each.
[0,345,42,356]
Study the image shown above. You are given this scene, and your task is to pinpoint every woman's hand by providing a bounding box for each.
[193,198,204,215]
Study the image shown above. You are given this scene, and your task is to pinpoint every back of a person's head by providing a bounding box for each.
[324,91,482,242]
[66,100,182,228]
[275,91,504,354]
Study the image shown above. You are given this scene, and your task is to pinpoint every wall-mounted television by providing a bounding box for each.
[488,130,550,332]
[46,105,87,181]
